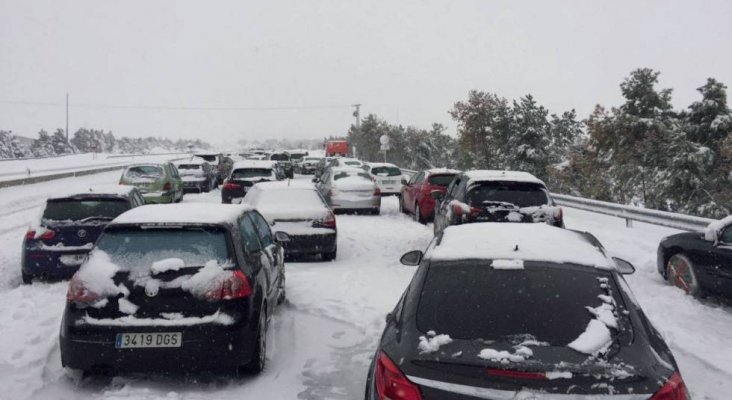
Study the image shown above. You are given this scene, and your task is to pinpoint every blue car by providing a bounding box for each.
[21,185,145,283]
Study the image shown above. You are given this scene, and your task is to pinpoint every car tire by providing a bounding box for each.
[399,196,407,214]
[322,248,337,262]
[242,305,267,374]
[277,274,286,305]
[666,253,702,297]
[372,208,380,216]
[21,272,32,284]
[414,203,426,224]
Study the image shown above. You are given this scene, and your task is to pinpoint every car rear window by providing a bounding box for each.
[196,155,217,162]
[416,262,617,345]
[176,164,202,170]
[43,199,130,222]
[232,168,273,179]
[333,171,371,181]
[270,154,289,161]
[290,154,306,160]
[371,166,401,176]
[428,174,456,186]
[125,166,164,180]
[96,228,230,272]
[467,181,549,208]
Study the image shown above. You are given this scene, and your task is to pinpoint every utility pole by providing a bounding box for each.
[66,93,69,144]
[352,104,361,129]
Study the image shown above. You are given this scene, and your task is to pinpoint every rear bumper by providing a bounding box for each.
[330,195,381,211]
[283,232,337,254]
[142,191,175,204]
[60,313,258,373]
[22,250,88,279]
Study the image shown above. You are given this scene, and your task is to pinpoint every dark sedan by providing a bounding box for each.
[21,185,145,283]
[366,223,689,400]
[60,203,289,376]
[222,161,280,204]
[657,216,732,299]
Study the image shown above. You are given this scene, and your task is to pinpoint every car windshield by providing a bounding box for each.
[333,171,371,181]
[428,174,456,186]
[42,198,130,222]
[371,166,401,176]
[96,227,230,272]
[270,154,289,161]
[196,155,217,162]
[417,262,619,345]
[125,166,164,180]
[232,168,272,179]
[467,181,549,208]
[176,164,203,175]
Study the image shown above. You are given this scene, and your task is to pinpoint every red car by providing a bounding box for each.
[400,168,459,223]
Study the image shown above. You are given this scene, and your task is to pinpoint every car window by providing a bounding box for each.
[428,174,456,186]
[125,165,163,180]
[445,176,461,199]
[231,168,273,179]
[42,198,131,221]
[408,172,422,185]
[721,226,732,244]
[169,165,179,179]
[370,166,401,176]
[134,191,146,206]
[467,181,549,208]
[333,170,371,181]
[417,262,620,345]
[248,212,273,247]
[239,214,263,253]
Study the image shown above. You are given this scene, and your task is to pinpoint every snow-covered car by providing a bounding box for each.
[366,222,689,400]
[60,203,289,375]
[221,160,280,204]
[363,163,404,196]
[657,215,732,300]
[400,168,459,223]
[296,156,322,175]
[21,185,145,284]
[173,157,218,193]
[269,152,293,178]
[194,152,231,184]
[244,181,338,261]
[119,163,184,204]
[316,167,381,215]
[329,157,364,169]
[432,170,563,234]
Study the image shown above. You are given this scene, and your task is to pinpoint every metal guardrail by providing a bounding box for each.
[0,165,127,189]
[397,166,715,232]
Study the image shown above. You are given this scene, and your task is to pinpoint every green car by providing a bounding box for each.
[119,163,184,204]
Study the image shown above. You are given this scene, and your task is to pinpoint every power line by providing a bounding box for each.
[0,99,356,112]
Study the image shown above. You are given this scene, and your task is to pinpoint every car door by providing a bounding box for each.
[402,172,419,211]
[410,172,426,211]
[168,164,182,200]
[710,224,732,295]
[435,174,462,231]
[247,211,280,305]
[239,213,267,294]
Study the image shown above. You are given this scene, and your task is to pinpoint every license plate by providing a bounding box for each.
[60,254,86,266]
[115,332,182,349]
[382,180,396,184]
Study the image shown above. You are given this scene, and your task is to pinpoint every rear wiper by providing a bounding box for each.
[79,216,114,223]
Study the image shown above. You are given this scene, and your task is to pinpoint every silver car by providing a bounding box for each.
[316,167,381,215]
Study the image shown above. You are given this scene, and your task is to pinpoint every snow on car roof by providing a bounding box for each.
[47,184,138,200]
[366,162,398,168]
[464,170,545,186]
[331,166,368,174]
[426,168,460,175]
[429,223,614,269]
[111,204,252,225]
[232,160,276,170]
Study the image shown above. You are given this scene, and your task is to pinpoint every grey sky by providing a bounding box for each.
[1,0,731,146]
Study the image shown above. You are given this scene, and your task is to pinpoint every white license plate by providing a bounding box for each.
[115,332,182,349]
[60,254,86,266]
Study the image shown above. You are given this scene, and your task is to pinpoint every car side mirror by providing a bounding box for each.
[430,190,444,200]
[274,231,290,243]
[612,257,636,275]
[400,250,423,266]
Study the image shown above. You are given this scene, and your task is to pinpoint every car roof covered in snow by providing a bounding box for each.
[464,170,546,187]
[47,184,139,200]
[111,203,253,226]
[173,157,209,166]
[428,223,614,270]
[426,167,460,175]
[331,166,369,174]
[232,160,277,170]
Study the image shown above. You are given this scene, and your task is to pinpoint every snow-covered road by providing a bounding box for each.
[0,173,730,399]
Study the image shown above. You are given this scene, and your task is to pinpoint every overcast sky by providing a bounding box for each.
[1,0,731,146]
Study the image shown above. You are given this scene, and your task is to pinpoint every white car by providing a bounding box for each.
[364,162,404,196]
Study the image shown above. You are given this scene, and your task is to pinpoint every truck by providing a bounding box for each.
[325,140,349,157]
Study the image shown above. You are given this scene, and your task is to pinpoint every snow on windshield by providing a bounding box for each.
[124,166,164,181]
[246,188,328,220]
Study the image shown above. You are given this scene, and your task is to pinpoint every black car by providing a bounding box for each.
[60,203,289,375]
[657,216,732,299]
[366,222,689,400]
[21,185,145,284]
[433,170,563,235]
[222,161,281,204]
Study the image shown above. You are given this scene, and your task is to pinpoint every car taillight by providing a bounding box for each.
[67,274,101,305]
[314,212,337,229]
[375,351,422,400]
[223,182,241,191]
[25,229,55,241]
[374,187,381,196]
[162,182,172,191]
[205,270,252,301]
[650,372,688,400]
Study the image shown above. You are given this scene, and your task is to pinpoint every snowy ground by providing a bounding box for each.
[0,173,730,399]
[0,153,186,182]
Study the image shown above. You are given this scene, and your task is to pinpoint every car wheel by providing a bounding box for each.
[372,208,380,216]
[242,305,267,374]
[277,273,286,305]
[414,204,426,224]
[322,248,337,261]
[666,253,702,297]
[399,196,407,214]
[21,272,32,284]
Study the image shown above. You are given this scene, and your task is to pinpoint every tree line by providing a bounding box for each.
[0,128,211,159]
[347,68,731,218]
